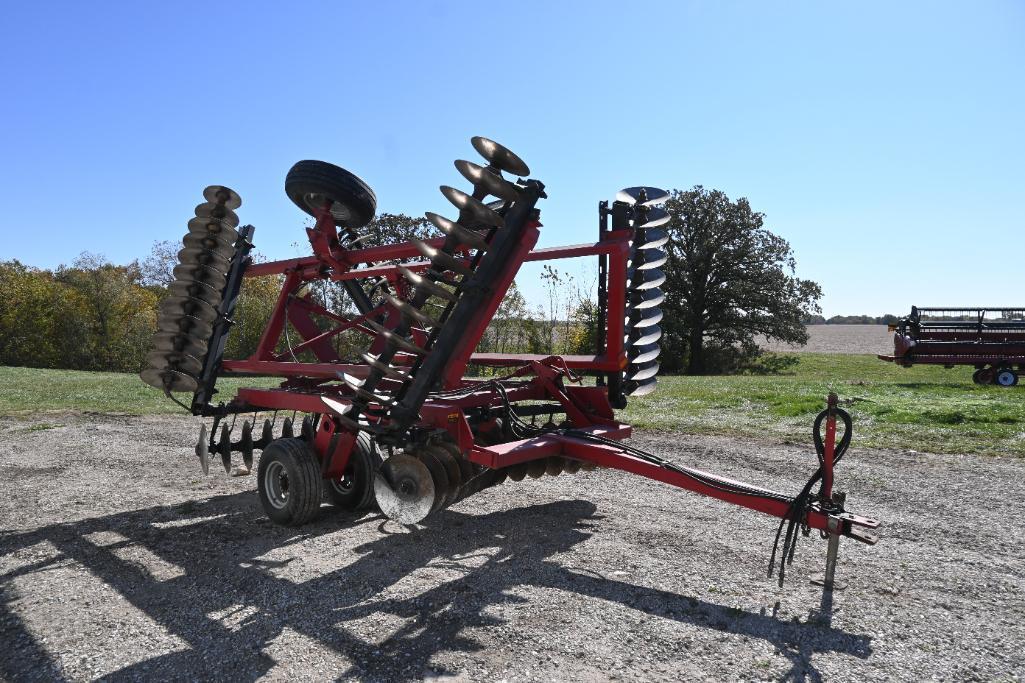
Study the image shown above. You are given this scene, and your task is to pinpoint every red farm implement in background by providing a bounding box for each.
[880,306,1025,386]
[142,136,880,588]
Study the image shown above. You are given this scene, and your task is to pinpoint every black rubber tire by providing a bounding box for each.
[972,369,984,385]
[257,438,324,526]
[977,367,996,385]
[285,160,377,228]
[325,432,383,510]
[995,368,1019,387]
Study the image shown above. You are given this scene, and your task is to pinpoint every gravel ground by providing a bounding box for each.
[757,325,892,355]
[1,413,1023,682]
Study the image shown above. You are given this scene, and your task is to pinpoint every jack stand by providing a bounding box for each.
[811,491,848,590]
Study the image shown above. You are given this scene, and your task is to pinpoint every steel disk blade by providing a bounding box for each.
[630,288,665,310]
[412,240,473,278]
[182,232,235,259]
[617,186,669,207]
[425,211,489,251]
[172,263,226,290]
[526,458,547,479]
[490,468,508,486]
[629,307,663,329]
[217,423,232,474]
[140,367,198,393]
[188,216,239,241]
[281,416,294,439]
[635,206,671,228]
[439,441,475,503]
[202,185,242,210]
[631,248,667,271]
[178,247,230,272]
[168,279,222,306]
[426,445,463,507]
[630,268,666,291]
[195,423,210,475]
[151,331,208,358]
[628,359,660,382]
[630,342,661,365]
[240,420,254,469]
[396,266,457,303]
[194,202,240,227]
[470,136,530,177]
[545,457,565,476]
[626,376,658,397]
[374,454,436,525]
[159,295,219,324]
[440,186,504,228]
[416,450,450,513]
[634,227,669,250]
[563,458,582,475]
[146,350,203,377]
[454,159,520,201]
[630,325,663,347]
[506,462,528,482]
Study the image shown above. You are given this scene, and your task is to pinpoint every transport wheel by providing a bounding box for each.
[995,368,1019,387]
[325,432,383,511]
[976,367,995,385]
[257,438,324,526]
[285,160,377,228]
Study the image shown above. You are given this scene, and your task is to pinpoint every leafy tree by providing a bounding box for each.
[661,187,822,374]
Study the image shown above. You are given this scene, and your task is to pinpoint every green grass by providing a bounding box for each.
[621,354,1025,456]
[2,355,1023,455]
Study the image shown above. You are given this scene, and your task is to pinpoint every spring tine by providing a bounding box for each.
[396,266,458,302]
[440,186,504,227]
[425,212,490,251]
[202,185,242,210]
[412,240,474,278]
[364,319,428,355]
[360,352,411,381]
[453,160,521,201]
[385,294,438,327]
[470,136,530,176]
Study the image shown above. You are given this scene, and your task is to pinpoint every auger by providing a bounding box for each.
[143,136,881,590]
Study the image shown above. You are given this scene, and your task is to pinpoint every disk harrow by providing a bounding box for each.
[144,134,882,591]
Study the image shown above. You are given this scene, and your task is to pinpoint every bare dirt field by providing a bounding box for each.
[2,414,1023,682]
[757,325,892,355]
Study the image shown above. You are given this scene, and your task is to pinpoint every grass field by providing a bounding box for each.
[1,355,1022,456]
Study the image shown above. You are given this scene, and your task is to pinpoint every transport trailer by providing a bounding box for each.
[142,135,880,590]
[879,306,1025,386]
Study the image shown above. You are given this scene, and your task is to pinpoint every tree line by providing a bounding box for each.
[0,187,823,376]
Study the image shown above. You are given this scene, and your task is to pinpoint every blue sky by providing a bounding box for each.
[1,1,1021,316]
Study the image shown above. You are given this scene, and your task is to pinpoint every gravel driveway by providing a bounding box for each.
[1,414,1022,682]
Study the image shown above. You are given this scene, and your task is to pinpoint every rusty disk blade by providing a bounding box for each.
[470,136,530,177]
[526,458,548,479]
[617,186,669,207]
[160,295,219,324]
[374,454,436,525]
[168,278,222,307]
[146,350,202,377]
[157,313,214,340]
[439,186,504,228]
[416,450,451,514]
[151,331,208,358]
[396,266,458,303]
[202,185,242,210]
[187,215,239,241]
[194,201,240,227]
[425,211,490,251]
[195,423,210,475]
[178,247,230,272]
[140,366,198,393]
[453,160,520,201]
[182,232,235,259]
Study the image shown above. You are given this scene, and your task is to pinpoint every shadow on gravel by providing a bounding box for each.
[0,493,871,681]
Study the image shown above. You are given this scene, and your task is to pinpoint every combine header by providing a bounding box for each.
[143,136,880,587]
[880,306,1025,386]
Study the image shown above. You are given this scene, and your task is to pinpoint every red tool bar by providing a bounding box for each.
[236,387,354,413]
[469,423,633,468]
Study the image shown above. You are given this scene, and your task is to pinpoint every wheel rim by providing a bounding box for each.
[264,460,290,509]
[997,371,1015,386]
[330,473,355,495]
